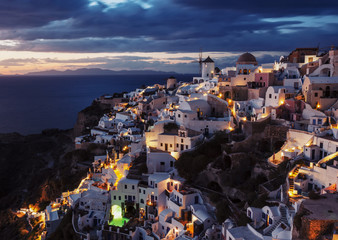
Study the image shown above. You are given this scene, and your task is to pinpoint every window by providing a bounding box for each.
[320,142,323,148]
[143,190,145,194]
[315,92,318,97]
[313,119,316,125]
[184,115,187,118]
[318,119,322,125]
[244,78,246,80]
[269,94,272,98]
[114,196,116,200]
[139,189,141,193]
[155,196,157,200]
[161,143,163,146]
[181,139,184,143]
[125,185,127,189]
[170,161,174,167]
[125,195,127,199]
[132,185,135,190]
[119,196,121,200]
[133,196,135,200]
[141,199,144,204]
[275,96,277,99]
[260,77,263,80]
[155,183,157,188]
[170,144,172,148]
[178,114,181,118]
[186,145,188,149]
[176,144,179,147]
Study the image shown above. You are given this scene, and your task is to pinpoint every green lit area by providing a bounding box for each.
[108,205,129,227]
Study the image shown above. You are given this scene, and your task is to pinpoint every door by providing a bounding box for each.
[165,143,168,151]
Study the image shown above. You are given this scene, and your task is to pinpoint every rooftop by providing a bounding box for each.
[228,226,262,240]
[302,193,338,220]
[237,52,258,65]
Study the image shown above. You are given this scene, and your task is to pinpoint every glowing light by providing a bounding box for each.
[229,127,234,131]
[280,100,284,105]
[242,117,247,122]
[109,205,129,227]
[316,103,320,109]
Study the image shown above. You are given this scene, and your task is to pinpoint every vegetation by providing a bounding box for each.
[163,122,179,133]
[175,131,228,181]
[308,190,321,200]
[47,210,79,240]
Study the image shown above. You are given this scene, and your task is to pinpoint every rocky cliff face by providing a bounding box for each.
[0,100,111,239]
[292,194,338,240]
[175,126,288,224]
[73,100,112,137]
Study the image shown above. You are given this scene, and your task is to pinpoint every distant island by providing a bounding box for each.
[25,68,179,76]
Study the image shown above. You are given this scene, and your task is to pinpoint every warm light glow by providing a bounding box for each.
[316,103,320,109]
[242,117,247,121]
[280,100,284,105]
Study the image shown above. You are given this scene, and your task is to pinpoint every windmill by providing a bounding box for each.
[192,48,203,75]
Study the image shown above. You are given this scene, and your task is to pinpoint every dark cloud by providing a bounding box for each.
[172,0,338,17]
[0,0,337,54]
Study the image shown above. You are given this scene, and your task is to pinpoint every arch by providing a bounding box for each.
[225,91,231,99]
[320,68,331,77]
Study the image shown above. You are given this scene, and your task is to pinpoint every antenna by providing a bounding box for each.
[199,48,203,75]
[192,48,203,74]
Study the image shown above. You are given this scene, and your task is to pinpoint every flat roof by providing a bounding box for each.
[228,226,262,240]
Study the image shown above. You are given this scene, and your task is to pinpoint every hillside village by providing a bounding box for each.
[23,47,338,240]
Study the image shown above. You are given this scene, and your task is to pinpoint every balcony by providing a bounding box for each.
[169,196,182,207]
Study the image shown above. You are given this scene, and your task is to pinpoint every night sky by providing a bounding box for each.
[0,0,337,74]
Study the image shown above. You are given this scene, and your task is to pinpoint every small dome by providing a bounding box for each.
[237,52,257,65]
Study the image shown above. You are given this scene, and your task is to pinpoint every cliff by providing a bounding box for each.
[73,100,111,137]
[0,104,109,239]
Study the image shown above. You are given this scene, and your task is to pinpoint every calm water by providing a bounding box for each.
[0,74,193,134]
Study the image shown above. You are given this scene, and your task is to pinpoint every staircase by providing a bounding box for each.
[288,166,300,194]
[265,205,289,236]
[279,205,289,227]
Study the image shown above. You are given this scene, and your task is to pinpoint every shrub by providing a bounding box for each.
[308,190,320,200]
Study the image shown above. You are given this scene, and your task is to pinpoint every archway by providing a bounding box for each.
[320,68,331,77]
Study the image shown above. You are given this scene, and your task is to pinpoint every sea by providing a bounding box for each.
[0,74,194,135]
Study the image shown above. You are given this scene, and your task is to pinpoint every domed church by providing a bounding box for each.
[236,52,258,75]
